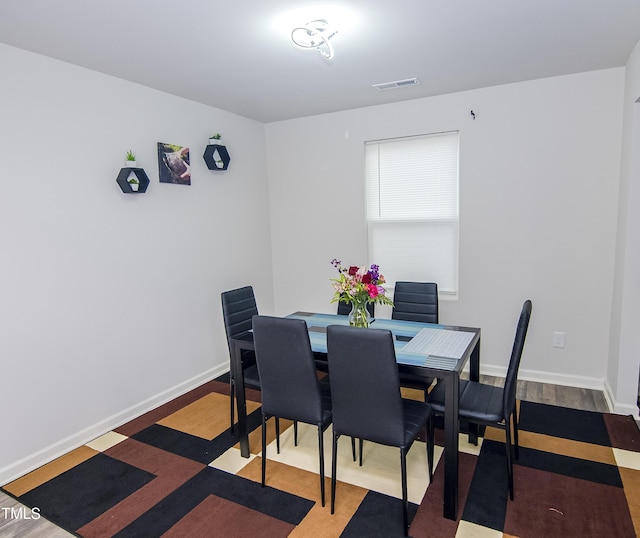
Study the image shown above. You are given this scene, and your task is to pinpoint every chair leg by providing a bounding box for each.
[512,406,520,460]
[427,418,434,481]
[351,437,356,462]
[359,438,364,467]
[229,378,235,432]
[331,431,339,514]
[505,420,514,500]
[318,425,325,507]
[401,448,409,537]
[294,421,298,446]
[469,423,479,446]
[261,413,267,488]
[275,417,281,453]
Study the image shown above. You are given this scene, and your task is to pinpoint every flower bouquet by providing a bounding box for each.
[330,259,393,328]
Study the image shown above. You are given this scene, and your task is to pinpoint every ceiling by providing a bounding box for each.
[2,1,640,123]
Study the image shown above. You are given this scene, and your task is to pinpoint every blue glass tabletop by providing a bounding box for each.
[286,312,479,372]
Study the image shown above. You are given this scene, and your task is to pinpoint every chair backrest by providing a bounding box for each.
[221,286,258,352]
[252,315,324,424]
[391,282,439,324]
[327,325,405,446]
[336,298,375,317]
[502,300,532,419]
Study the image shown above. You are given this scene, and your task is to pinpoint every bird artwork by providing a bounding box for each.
[157,143,191,185]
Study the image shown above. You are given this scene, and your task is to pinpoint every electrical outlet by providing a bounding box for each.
[552,331,566,348]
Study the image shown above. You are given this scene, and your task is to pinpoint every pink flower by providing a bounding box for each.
[367,284,379,297]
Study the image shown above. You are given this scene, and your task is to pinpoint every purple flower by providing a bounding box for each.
[369,264,380,283]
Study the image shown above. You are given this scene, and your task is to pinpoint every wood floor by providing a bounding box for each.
[0,379,614,537]
[475,374,610,413]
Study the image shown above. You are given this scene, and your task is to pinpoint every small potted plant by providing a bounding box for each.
[125,149,137,167]
[209,133,222,145]
[128,175,140,192]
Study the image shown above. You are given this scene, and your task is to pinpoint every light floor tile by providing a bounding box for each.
[237,457,364,538]
[264,423,442,504]
[158,392,261,440]
[614,447,640,471]
[3,446,98,497]
[459,433,483,456]
[516,430,616,465]
[209,447,256,475]
[455,520,503,538]
[85,431,128,452]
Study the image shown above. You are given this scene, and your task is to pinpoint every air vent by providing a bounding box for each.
[372,78,421,91]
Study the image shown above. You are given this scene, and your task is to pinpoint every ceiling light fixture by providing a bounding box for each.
[372,78,421,91]
[291,19,338,59]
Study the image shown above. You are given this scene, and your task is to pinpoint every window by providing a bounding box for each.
[365,131,459,297]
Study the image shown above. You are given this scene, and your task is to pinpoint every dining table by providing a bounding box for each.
[230,311,481,520]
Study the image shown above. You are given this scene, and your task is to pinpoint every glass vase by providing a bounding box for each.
[349,298,371,328]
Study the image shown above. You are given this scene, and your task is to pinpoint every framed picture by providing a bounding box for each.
[157,142,191,185]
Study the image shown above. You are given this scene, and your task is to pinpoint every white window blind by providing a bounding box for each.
[366,132,459,296]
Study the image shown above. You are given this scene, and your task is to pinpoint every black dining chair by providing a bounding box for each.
[392,281,439,324]
[327,325,434,537]
[221,286,261,432]
[428,299,532,500]
[392,281,439,400]
[252,315,333,506]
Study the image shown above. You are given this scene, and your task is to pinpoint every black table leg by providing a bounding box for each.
[232,341,250,458]
[467,337,481,445]
[443,371,459,520]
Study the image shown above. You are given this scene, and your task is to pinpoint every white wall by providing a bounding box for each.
[0,44,274,483]
[608,40,640,416]
[266,69,625,399]
[2,41,635,485]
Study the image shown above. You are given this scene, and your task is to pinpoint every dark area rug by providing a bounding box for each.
[3,380,639,537]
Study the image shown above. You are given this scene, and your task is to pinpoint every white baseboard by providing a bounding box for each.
[0,366,227,486]
[603,378,640,420]
[475,364,606,391]
[472,364,640,419]
[516,367,606,391]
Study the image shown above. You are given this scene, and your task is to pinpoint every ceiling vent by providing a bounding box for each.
[372,78,421,91]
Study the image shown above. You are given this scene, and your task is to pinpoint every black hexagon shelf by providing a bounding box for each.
[116,167,150,194]
[203,144,231,171]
